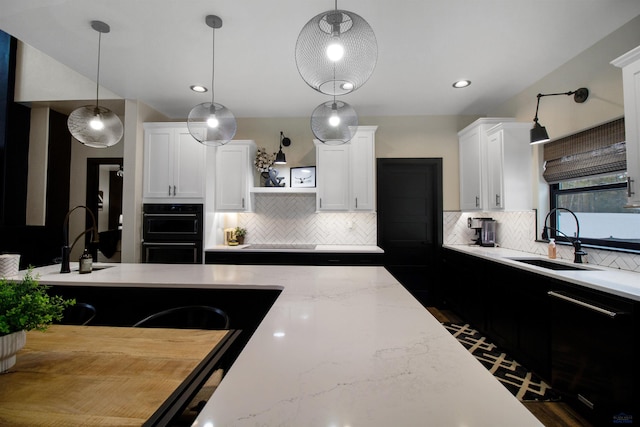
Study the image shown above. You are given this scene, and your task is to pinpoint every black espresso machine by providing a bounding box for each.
[468,217,497,247]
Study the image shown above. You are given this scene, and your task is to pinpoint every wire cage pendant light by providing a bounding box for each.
[311,97,358,144]
[187,15,237,146]
[67,20,123,148]
[295,3,377,96]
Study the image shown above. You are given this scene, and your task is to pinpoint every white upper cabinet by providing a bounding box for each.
[350,126,377,211]
[612,45,640,208]
[143,123,205,201]
[485,122,532,211]
[316,144,350,211]
[458,118,511,211]
[214,140,256,212]
[315,126,377,212]
[458,118,532,211]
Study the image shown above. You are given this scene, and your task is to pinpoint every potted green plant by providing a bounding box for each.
[0,268,75,372]
[234,227,247,245]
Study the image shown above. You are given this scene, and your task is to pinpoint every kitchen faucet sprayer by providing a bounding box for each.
[541,207,587,263]
[61,206,99,273]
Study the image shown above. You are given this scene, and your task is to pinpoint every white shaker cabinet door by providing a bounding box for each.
[143,127,173,198]
[316,144,350,211]
[613,46,640,208]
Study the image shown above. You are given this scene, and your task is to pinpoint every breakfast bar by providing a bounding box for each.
[19,262,543,426]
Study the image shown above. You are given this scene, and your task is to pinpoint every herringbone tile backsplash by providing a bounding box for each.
[444,210,640,273]
[236,196,639,272]
[238,193,377,245]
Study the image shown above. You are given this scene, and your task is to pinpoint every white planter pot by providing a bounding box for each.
[0,330,26,372]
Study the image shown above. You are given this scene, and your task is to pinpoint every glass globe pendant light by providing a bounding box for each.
[311,96,358,145]
[187,15,237,146]
[67,20,123,148]
[295,1,377,96]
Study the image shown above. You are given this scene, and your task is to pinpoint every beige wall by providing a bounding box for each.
[235,115,478,211]
[15,14,640,261]
[490,15,640,224]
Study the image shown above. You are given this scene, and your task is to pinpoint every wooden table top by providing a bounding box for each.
[0,325,230,426]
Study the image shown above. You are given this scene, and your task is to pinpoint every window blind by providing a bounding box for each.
[543,118,626,183]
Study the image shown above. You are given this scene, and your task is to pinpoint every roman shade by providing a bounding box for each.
[543,118,626,183]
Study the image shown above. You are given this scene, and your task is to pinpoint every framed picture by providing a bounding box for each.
[290,166,316,188]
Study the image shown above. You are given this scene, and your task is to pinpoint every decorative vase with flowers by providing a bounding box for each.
[254,147,276,186]
[234,227,247,245]
[0,268,75,372]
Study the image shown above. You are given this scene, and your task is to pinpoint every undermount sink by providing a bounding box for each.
[507,257,597,271]
[70,265,114,272]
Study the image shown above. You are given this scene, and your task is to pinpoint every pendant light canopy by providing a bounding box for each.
[67,20,123,148]
[311,98,358,144]
[295,6,377,96]
[187,15,237,146]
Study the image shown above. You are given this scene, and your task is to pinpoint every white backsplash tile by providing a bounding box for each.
[238,193,377,245]
[444,210,640,273]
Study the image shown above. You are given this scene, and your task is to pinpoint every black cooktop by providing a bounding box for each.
[242,244,317,250]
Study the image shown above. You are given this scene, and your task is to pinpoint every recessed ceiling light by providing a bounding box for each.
[190,85,208,93]
[452,80,471,88]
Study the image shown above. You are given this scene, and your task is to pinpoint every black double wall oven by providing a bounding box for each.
[142,204,203,264]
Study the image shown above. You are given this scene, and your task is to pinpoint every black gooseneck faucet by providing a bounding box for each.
[61,206,99,273]
[541,207,587,263]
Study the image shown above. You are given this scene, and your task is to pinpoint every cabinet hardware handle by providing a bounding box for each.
[319,198,322,208]
[475,196,479,207]
[547,291,620,318]
[495,194,500,206]
[577,394,594,410]
[168,185,171,196]
[355,197,358,209]
[627,176,635,197]
[173,185,176,196]
[242,198,245,209]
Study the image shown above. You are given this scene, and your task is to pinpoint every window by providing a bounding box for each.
[549,172,640,251]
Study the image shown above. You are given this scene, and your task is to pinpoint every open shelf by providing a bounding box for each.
[250,187,316,194]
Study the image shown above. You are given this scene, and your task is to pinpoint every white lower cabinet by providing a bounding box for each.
[143,123,205,201]
[315,126,377,212]
[214,140,256,212]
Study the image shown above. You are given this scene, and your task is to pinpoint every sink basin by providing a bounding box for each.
[71,265,114,272]
[507,258,595,271]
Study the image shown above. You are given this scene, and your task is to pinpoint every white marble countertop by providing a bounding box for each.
[444,244,640,301]
[206,244,384,253]
[25,262,542,426]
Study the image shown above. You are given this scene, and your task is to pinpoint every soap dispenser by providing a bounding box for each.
[548,238,557,259]
[79,249,93,274]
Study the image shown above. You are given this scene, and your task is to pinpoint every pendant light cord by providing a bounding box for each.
[95,31,102,108]
[211,26,215,105]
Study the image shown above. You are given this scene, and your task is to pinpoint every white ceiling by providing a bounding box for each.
[1,0,639,119]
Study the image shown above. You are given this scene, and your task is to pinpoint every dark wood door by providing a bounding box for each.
[377,158,443,303]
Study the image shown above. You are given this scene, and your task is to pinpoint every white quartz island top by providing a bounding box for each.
[28,263,542,427]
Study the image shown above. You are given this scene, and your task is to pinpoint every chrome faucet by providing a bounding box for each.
[541,207,587,263]
[61,206,99,273]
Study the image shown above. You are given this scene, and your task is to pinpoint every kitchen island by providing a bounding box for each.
[24,262,543,426]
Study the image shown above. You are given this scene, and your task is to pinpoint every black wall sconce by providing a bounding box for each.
[275,131,291,164]
[531,87,589,145]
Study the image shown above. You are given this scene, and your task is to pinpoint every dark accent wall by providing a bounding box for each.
[0,30,72,268]
[45,109,71,230]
